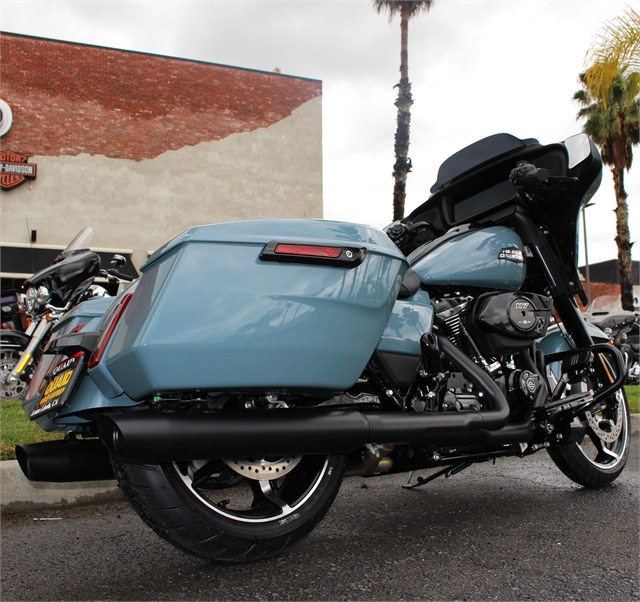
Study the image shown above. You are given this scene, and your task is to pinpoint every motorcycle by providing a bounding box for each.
[16,132,630,563]
[584,296,639,384]
[0,228,134,400]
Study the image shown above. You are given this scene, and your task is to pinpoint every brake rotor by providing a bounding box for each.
[0,350,27,400]
[223,456,302,481]
[585,399,623,444]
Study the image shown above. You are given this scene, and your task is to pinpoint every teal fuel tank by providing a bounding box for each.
[411,226,526,291]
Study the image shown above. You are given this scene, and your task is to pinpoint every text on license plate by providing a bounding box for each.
[30,352,84,419]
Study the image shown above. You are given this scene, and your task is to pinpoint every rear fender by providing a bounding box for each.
[22,296,141,433]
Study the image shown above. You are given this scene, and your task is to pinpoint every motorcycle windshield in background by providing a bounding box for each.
[55,227,94,262]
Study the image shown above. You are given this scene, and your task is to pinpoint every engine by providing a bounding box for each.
[413,292,552,413]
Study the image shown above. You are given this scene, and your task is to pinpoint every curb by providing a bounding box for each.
[0,460,122,513]
[2,414,639,512]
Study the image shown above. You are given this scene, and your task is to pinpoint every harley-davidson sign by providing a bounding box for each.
[1,150,37,190]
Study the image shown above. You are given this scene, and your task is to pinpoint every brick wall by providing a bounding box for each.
[578,283,622,310]
[0,33,321,161]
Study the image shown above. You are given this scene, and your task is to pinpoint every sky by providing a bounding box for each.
[1,0,638,265]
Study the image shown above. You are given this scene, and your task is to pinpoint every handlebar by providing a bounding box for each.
[509,162,578,194]
[101,268,135,282]
[509,163,549,189]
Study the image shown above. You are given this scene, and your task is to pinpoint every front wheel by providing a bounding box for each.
[0,333,39,401]
[548,389,630,488]
[112,453,345,562]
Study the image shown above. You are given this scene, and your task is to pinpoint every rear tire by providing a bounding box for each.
[112,453,345,562]
[548,389,630,488]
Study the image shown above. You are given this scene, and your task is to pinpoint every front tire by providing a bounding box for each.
[0,343,38,401]
[548,389,630,488]
[112,453,345,562]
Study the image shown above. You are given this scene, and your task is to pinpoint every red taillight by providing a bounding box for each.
[88,293,133,369]
[260,240,365,268]
[274,244,343,258]
[69,322,88,334]
[27,355,56,398]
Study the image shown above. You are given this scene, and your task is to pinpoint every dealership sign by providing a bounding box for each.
[0,150,37,190]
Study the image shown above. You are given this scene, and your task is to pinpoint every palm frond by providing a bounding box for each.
[584,6,640,105]
[373,0,433,21]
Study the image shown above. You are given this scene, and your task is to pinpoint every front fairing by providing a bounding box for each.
[25,251,101,306]
[404,134,603,275]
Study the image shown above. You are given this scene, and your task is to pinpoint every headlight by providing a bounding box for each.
[17,293,27,312]
[25,287,38,312]
[36,286,51,306]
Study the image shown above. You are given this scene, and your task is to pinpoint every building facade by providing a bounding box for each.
[578,259,640,311]
[0,33,323,279]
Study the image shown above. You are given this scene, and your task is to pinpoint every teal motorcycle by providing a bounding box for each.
[17,132,630,562]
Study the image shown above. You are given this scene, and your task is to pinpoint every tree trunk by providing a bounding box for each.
[611,166,635,310]
[392,4,413,222]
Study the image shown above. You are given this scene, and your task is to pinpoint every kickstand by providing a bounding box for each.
[402,462,472,489]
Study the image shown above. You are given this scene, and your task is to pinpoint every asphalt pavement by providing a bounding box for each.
[2,434,638,602]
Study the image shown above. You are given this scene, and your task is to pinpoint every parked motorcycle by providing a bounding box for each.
[0,228,134,400]
[584,296,639,384]
[16,133,630,563]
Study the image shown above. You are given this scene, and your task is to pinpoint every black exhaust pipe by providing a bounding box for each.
[98,334,518,462]
[16,439,114,482]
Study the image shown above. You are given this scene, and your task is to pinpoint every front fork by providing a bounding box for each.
[3,318,52,385]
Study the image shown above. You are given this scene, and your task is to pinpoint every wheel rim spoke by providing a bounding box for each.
[577,391,627,469]
[175,455,331,524]
[600,445,620,461]
[588,432,616,463]
[256,479,292,514]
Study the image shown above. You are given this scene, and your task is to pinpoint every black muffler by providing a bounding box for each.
[97,334,519,462]
[16,439,114,482]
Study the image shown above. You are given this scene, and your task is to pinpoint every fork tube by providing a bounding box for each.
[5,318,51,384]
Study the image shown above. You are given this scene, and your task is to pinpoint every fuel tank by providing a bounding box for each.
[411,226,526,291]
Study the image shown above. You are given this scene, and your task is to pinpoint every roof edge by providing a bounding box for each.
[0,30,322,84]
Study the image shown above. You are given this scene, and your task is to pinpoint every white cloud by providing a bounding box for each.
[2,0,637,264]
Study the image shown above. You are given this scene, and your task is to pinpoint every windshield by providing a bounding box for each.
[64,227,94,252]
[587,295,622,314]
[53,227,94,263]
[430,134,540,193]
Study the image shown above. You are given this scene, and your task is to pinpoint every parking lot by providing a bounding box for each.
[2,436,638,601]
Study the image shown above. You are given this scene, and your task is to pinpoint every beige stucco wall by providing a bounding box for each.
[1,96,322,267]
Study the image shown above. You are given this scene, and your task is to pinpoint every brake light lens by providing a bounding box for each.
[27,354,57,398]
[274,244,342,258]
[69,322,88,334]
[260,240,366,268]
[88,293,133,369]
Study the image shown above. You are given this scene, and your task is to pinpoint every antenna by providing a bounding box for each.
[25,217,35,274]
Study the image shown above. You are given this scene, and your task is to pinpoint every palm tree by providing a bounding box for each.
[575,7,640,311]
[374,0,433,222]
[584,8,640,109]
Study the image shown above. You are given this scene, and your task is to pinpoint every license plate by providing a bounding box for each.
[30,352,84,420]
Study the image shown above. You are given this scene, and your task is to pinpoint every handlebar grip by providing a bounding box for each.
[106,269,134,282]
[509,163,549,190]
[523,167,549,184]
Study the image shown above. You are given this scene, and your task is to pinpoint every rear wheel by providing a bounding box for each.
[548,389,630,488]
[112,453,345,562]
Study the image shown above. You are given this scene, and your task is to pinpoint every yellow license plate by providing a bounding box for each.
[30,352,84,420]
